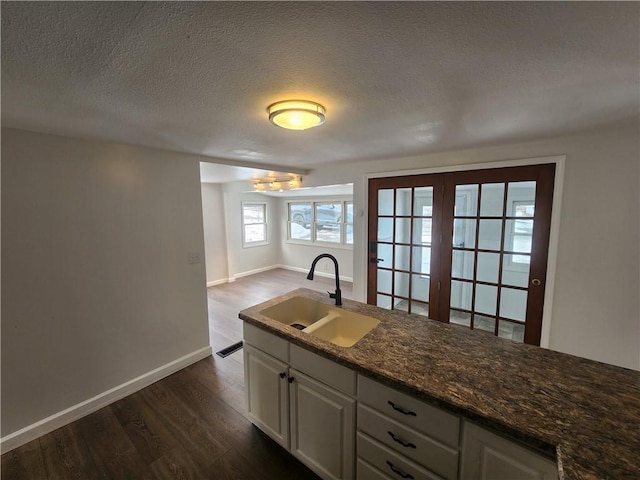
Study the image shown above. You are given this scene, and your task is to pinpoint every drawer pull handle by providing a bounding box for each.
[388,401,417,416]
[388,431,416,448]
[386,460,414,479]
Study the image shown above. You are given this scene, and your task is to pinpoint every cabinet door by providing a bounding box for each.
[290,368,356,480]
[461,423,558,480]
[244,344,290,448]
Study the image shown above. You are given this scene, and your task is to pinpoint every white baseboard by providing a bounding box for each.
[207,278,229,287]
[0,346,213,454]
[279,264,353,283]
[233,264,280,279]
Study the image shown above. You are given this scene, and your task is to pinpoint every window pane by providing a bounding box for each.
[476,252,500,284]
[290,203,311,225]
[290,221,311,241]
[394,272,410,297]
[412,218,433,245]
[316,203,341,224]
[480,183,505,217]
[455,185,478,216]
[453,219,476,248]
[452,250,474,280]
[346,202,354,223]
[475,314,496,333]
[378,189,394,216]
[450,310,471,327]
[377,243,393,269]
[395,188,412,216]
[412,246,431,274]
[244,224,265,243]
[377,269,392,294]
[451,280,472,310]
[475,284,497,315]
[413,187,433,217]
[378,217,393,242]
[478,219,502,251]
[498,321,525,342]
[500,288,528,322]
[507,182,536,215]
[345,224,353,244]
[315,223,341,243]
[411,274,429,302]
[345,202,354,245]
[394,245,410,271]
[377,294,392,309]
[395,218,411,244]
[502,256,530,287]
[243,204,265,224]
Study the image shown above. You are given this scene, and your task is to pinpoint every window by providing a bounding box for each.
[242,203,267,247]
[288,200,353,246]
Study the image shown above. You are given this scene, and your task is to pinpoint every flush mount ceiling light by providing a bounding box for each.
[267,100,326,130]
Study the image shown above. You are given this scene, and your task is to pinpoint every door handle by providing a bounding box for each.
[370,258,384,264]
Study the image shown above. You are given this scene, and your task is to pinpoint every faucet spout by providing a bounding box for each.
[307,254,342,306]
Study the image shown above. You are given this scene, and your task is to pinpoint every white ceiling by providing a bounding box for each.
[2,2,638,183]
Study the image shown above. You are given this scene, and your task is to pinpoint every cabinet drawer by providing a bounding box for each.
[357,458,392,480]
[358,375,459,447]
[290,344,356,395]
[358,433,444,480]
[358,404,458,480]
[243,322,289,362]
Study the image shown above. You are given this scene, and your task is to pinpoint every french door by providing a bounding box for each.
[367,164,555,346]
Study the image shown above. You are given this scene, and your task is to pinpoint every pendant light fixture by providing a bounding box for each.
[267,100,326,130]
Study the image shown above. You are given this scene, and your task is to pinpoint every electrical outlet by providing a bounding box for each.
[188,252,202,264]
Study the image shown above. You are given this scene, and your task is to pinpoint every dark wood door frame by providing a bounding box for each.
[367,164,556,346]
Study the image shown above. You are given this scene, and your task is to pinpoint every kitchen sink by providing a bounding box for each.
[304,310,380,347]
[260,296,380,347]
[260,296,331,329]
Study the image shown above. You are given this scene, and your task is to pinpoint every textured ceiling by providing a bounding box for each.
[2,2,639,180]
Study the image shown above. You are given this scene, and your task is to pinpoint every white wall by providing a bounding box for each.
[299,121,640,370]
[1,129,210,441]
[222,184,283,278]
[201,183,229,285]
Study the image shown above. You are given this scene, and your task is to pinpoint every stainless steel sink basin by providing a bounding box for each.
[260,296,380,347]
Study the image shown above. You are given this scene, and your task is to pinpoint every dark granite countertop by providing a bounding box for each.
[239,288,640,480]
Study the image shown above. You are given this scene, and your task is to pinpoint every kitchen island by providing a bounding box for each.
[239,288,639,479]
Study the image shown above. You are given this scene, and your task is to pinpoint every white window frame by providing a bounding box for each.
[287,199,353,249]
[242,202,268,247]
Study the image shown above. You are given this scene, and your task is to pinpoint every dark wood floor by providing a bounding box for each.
[2,268,351,479]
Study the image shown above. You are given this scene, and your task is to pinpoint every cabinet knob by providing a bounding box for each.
[279,372,286,379]
[288,376,295,383]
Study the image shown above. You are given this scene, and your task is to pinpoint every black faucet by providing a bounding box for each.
[307,254,342,306]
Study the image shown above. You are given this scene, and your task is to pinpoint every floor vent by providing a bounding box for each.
[216,341,243,358]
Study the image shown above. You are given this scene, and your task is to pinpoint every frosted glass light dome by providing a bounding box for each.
[267,100,326,130]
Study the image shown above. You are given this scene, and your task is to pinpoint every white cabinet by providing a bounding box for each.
[290,368,355,480]
[243,322,356,480]
[244,344,289,448]
[357,375,460,480]
[460,422,558,480]
[244,323,558,480]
